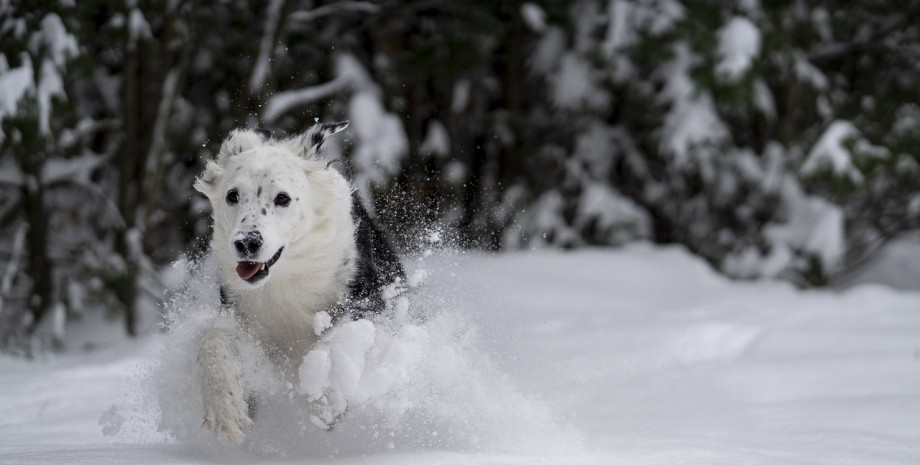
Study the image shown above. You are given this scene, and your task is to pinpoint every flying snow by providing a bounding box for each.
[147,240,580,457]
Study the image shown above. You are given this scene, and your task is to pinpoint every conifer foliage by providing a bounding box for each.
[2,1,919,350]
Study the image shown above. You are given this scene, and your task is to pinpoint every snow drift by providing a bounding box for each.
[2,244,920,465]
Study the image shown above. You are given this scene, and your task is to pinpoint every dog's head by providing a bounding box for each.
[195,122,350,289]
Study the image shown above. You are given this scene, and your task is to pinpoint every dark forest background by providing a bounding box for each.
[3,0,920,352]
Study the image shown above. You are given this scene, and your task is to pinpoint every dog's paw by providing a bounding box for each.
[202,391,253,445]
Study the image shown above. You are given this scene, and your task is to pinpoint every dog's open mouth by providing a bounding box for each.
[236,247,284,283]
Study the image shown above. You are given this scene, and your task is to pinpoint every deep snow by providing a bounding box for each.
[1,244,920,464]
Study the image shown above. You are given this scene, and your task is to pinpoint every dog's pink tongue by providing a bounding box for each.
[236,262,261,280]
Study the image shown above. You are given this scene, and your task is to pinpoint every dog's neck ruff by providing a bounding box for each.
[224,238,355,364]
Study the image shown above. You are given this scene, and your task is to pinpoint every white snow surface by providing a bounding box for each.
[2,245,920,464]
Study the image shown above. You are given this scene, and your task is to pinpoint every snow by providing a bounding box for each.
[2,246,920,464]
[34,14,76,137]
[801,120,864,183]
[0,13,77,142]
[39,14,78,67]
[442,160,466,184]
[794,52,829,90]
[0,53,34,143]
[528,26,565,75]
[37,59,64,135]
[601,0,686,68]
[575,183,651,244]
[127,9,151,43]
[551,52,609,111]
[520,3,546,33]
[753,78,775,119]
[0,223,27,318]
[313,311,333,336]
[286,2,380,25]
[248,0,284,92]
[715,16,761,82]
[842,235,920,291]
[725,178,846,278]
[418,120,449,157]
[509,190,580,247]
[450,79,470,114]
[262,54,371,123]
[603,0,632,56]
[658,43,729,166]
[573,122,615,174]
[348,91,409,196]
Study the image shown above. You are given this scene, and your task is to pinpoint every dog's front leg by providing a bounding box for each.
[197,330,252,445]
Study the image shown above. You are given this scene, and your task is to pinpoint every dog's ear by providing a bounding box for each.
[194,159,223,198]
[216,129,267,165]
[293,121,349,159]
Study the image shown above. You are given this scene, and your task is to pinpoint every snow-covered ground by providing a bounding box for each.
[2,244,920,464]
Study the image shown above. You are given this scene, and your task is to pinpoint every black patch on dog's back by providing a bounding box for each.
[345,193,405,319]
[255,128,271,140]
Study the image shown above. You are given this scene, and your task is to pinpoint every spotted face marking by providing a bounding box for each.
[210,149,320,289]
[195,124,352,290]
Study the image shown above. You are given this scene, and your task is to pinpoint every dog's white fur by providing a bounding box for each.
[193,125,356,444]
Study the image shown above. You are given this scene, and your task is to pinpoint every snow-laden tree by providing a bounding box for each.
[507,0,920,285]
[0,2,105,350]
[5,0,920,351]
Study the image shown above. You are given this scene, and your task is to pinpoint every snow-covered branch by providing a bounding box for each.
[42,152,110,186]
[0,223,27,318]
[142,66,181,222]
[248,0,286,93]
[262,53,373,123]
[58,119,120,150]
[286,1,379,27]
[41,152,127,229]
[262,78,348,123]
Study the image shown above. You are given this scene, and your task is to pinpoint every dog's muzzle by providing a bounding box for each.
[236,247,284,284]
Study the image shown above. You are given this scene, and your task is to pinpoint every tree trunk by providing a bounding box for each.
[22,157,52,334]
[11,120,54,337]
[116,44,141,337]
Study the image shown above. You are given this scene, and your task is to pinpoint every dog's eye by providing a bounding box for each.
[226,189,239,205]
[274,192,291,207]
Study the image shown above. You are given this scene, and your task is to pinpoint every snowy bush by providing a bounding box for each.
[5,0,920,349]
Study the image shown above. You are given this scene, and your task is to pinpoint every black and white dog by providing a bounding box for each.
[192,122,403,444]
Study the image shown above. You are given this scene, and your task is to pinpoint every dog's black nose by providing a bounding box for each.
[234,232,263,257]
